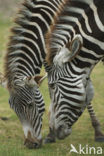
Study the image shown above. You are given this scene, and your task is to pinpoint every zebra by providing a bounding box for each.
[0,0,70,149]
[44,0,104,143]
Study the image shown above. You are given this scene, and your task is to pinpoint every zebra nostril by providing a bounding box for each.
[33,142,40,148]
[24,141,41,149]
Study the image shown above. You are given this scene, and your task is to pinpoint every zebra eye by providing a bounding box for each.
[28,103,33,109]
[49,83,55,90]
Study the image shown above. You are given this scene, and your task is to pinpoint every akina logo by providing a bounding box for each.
[70,144,103,155]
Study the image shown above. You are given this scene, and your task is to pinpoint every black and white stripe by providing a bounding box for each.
[4,0,68,148]
[45,0,104,141]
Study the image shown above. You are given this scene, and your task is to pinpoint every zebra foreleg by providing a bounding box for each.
[86,79,104,142]
[44,127,56,144]
[44,109,56,144]
[87,103,104,142]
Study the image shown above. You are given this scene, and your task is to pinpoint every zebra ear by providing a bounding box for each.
[23,76,38,87]
[23,74,47,87]
[34,76,44,86]
[0,72,7,88]
[66,34,83,62]
[35,73,47,86]
[53,34,83,66]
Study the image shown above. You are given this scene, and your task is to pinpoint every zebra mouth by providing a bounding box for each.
[24,139,42,149]
[24,138,42,149]
[24,131,42,149]
[55,126,72,140]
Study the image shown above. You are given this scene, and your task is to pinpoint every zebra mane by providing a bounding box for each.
[4,0,34,81]
[4,0,69,84]
[45,0,71,65]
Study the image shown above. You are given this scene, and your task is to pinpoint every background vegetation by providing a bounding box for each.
[0,1,104,156]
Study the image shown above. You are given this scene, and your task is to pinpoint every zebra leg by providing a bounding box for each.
[86,79,104,142]
[87,103,104,142]
[44,105,56,144]
[44,127,56,144]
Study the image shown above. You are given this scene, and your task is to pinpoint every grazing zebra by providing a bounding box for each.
[44,0,104,143]
[1,0,70,149]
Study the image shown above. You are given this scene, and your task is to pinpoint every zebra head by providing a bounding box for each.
[45,35,86,140]
[47,67,86,140]
[1,74,45,148]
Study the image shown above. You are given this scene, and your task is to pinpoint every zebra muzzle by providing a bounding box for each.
[24,139,42,149]
[55,125,72,140]
[24,131,42,149]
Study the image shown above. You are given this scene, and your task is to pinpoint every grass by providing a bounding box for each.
[0,17,104,156]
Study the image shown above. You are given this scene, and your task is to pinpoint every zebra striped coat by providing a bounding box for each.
[3,0,69,148]
[45,0,104,141]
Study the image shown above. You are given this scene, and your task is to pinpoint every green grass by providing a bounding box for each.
[0,17,12,72]
[0,18,104,156]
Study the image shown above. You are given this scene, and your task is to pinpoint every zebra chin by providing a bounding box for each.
[55,125,72,140]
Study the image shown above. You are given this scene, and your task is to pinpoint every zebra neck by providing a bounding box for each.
[4,0,70,86]
[45,0,104,66]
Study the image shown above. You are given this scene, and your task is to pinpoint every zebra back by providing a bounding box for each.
[46,0,104,67]
[4,0,69,89]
